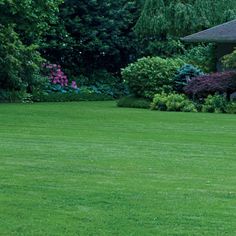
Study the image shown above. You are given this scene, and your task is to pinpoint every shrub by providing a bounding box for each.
[40,64,123,100]
[0,26,44,97]
[42,63,80,93]
[32,91,113,103]
[183,44,216,73]
[0,89,33,103]
[184,71,236,100]
[72,70,129,98]
[117,96,150,109]
[202,94,228,113]
[173,64,203,93]
[222,48,236,69]
[151,93,197,112]
[226,102,236,114]
[88,70,128,98]
[121,56,184,99]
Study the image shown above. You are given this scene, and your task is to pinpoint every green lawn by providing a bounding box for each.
[0,101,236,236]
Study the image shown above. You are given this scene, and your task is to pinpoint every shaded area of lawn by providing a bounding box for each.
[0,101,236,235]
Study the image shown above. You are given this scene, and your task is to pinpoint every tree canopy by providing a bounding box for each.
[0,0,62,91]
[135,0,236,38]
[41,0,142,76]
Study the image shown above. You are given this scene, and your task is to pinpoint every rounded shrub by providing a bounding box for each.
[202,94,228,113]
[121,56,184,99]
[151,93,197,112]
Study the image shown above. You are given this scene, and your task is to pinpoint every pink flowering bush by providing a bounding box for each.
[45,64,68,87]
[43,63,79,93]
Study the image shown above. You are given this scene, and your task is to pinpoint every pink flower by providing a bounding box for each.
[71,81,77,89]
[44,63,69,88]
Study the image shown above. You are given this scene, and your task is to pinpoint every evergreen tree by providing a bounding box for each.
[41,0,142,76]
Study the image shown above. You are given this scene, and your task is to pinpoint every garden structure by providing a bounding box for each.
[182,19,236,71]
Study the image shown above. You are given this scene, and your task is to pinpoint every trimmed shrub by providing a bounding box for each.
[117,96,150,109]
[202,94,228,113]
[151,93,197,112]
[173,64,203,93]
[184,71,236,99]
[32,92,113,103]
[121,56,184,99]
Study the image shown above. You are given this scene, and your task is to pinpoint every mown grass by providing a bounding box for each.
[0,101,236,235]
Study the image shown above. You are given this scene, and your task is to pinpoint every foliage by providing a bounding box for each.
[202,94,228,113]
[137,37,186,59]
[135,0,236,37]
[202,94,236,114]
[0,0,63,44]
[40,66,127,99]
[79,70,129,98]
[117,96,150,109]
[44,64,69,87]
[226,102,236,114]
[0,26,44,93]
[135,0,235,71]
[32,91,113,103]
[0,0,63,100]
[42,63,81,94]
[121,56,184,98]
[0,89,32,103]
[183,44,216,73]
[173,64,203,93]
[41,0,141,76]
[222,48,236,69]
[151,93,197,112]
[184,71,236,99]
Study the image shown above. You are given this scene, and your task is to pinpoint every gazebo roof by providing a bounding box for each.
[182,19,236,43]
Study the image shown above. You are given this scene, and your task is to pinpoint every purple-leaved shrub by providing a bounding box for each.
[184,71,236,99]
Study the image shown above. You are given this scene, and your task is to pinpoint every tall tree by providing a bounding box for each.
[41,0,142,76]
[0,0,63,92]
[135,0,236,37]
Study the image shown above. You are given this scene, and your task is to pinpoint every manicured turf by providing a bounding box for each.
[0,101,236,235]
